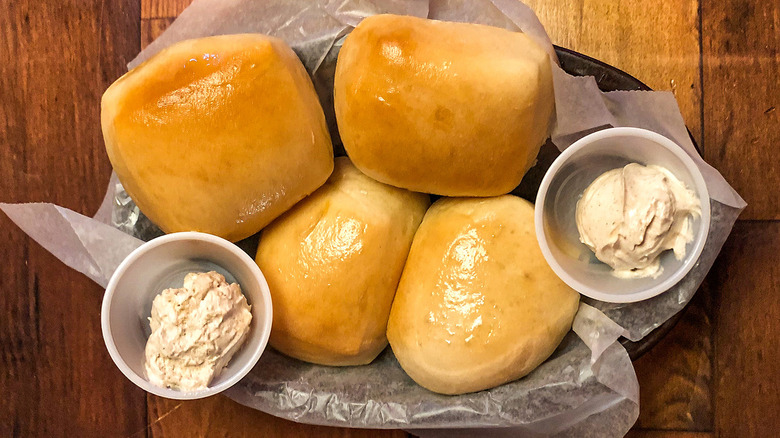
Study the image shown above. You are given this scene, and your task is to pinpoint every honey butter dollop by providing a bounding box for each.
[145,271,252,391]
[576,163,701,278]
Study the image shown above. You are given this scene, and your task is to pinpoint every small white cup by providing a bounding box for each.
[535,127,710,303]
[101,231,273,399]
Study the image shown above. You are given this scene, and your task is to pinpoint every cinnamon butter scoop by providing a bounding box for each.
[144,271,252,391]
[576,163,701,278]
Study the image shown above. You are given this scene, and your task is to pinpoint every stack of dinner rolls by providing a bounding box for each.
[101,15,579,395]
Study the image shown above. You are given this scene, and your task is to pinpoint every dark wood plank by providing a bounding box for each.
[142,0,192,19]
[147,395,409,438]
[702,0,779,220]
[0,0,147,436]
[633,287,712,430]
[710,221,780,438]
[525,0,702,145]
[626,431,713,438]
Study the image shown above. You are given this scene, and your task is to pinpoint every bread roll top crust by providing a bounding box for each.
[334,14,554,196]
[256,157,429,366]
[387,195,579,394]
[102,34,333,242]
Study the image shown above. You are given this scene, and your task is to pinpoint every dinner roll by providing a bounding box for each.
[334,15,554,197]
[101,34,333,242]
[256,157,429,366]
[387,196,579,394]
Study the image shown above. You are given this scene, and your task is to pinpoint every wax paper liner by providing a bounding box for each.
[0,0,745,436]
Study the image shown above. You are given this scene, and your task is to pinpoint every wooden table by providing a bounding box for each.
[1,1,777,437]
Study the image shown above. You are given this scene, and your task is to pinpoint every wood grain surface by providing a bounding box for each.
[633,288,713,431]
[525,0,702,144]
[1,0,777,437]
[625,432,713,438]
[0,1,147,437]
[701,0,779,220]
[147,396,407,438]
[711,222,780,437]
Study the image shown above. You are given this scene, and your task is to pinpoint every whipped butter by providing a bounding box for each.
[576,163,701,278]
[144,271,252,391]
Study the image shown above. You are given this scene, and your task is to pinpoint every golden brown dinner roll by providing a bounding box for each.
[387,196,579,394]
[101,34,333,242]
[334,15,554,197]
[256,157,429,366]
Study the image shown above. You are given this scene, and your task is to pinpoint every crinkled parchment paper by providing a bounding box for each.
[0,0,745,436]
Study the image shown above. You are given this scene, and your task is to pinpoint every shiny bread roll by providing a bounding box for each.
[101,34,333,242]
[387,196,579,394]
[256,157,429,366]
[334,15,554,196]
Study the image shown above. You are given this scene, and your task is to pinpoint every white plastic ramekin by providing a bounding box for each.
[535,127,710,303]
[101,231,273,399]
